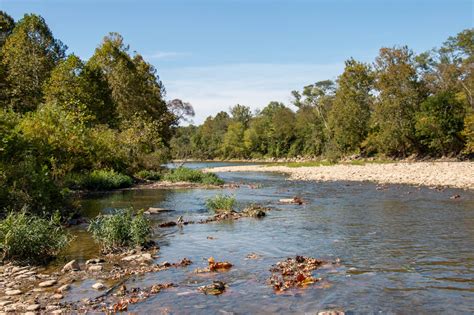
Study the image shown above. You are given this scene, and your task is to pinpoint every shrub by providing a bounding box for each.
[67,169,133,191]
[134,169,162,181]
[88,209,152,252]
[163,167,224,185]
[0,211,71,265]
[206,194,236,212]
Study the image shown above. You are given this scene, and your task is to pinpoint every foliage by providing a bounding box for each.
[0,211,71,264]
[163,167,224,185]
[205,194,236,212]
[1,14,66,112]
[88,209,151,252]
[134,169,163,181]
[67,169,133,191]
[415,91,466,155]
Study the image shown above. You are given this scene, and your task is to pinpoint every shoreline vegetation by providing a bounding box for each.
[203,161,474,190]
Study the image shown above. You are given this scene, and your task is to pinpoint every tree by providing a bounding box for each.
[198,111,230,158]
[370,46,425,156]
[43,55,116,125]
[221,122,247,158]
[1,14,66,112]
[0,11,15,48]
[167,99,195,124]
[230,104,252,128]
[415,91,466,155]
[328,59,374,155]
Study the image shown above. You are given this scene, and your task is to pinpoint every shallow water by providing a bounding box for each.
[68,162,474,313]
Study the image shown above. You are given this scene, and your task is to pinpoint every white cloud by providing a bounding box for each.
[159,63,344,124]
[146,51,191,60]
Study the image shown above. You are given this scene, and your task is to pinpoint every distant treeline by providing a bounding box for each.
[0,12,188,215]
[171,29,473,160]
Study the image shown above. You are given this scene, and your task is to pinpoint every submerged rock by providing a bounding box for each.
[198,281,226,295]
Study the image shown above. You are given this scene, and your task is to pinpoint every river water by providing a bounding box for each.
[68,162,474,314]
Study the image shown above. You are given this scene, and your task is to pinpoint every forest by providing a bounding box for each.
[171,29,473,161]
[0,10,473,218]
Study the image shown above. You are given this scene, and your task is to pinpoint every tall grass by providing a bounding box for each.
[66,169,133,191]
[0,211,71,265]
[163,167,224,185]
[88,209,152,252]
[205,194,236,212]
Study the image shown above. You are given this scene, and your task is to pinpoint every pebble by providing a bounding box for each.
[56,284,71,293]
[62,260,80,273]
[5,289,22,296]
[39,279,57,287]
[0,301,12,307]
[92,282,106,290]
[88,265,103,272]
[85,258,105,265]
[52,293,63,300]
[26,304,40,311]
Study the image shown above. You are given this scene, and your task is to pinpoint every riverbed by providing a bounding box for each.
[64,162,474,313]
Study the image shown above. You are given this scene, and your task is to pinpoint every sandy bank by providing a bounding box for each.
[204,162,474,189]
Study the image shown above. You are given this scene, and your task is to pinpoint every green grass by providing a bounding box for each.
[88,209,152,252]
[205,194,236,212]
[0,211,71,265]
[134,169,163,181]
[66,169,133,191]
[163,167,224,185]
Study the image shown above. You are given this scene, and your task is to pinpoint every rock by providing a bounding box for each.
[46,305,59,311]
[88,265,103,272]
[51,293,63,300]
[51,310,64,314]
[61,260,80,273]
[279,197,304,205]
[121,253,153,263]
[26,304,40,311]
[56,284,71,293]
[145,207,173,214]
[39,279,57,287]
[92,282,106,290]
[85,258,105,265]
[198,281,226,295]
[25,312,36,315]
[5,289,21,296]
[0,301,12,307]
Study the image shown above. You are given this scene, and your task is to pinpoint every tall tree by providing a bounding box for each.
[370,46,425,156]
[230,104,252,128]
[43,54,116,124]
[1,14,65,112]
[328,59,374,155]
[0,11,15,48]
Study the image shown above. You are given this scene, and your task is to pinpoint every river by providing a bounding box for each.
[65,162,474,313]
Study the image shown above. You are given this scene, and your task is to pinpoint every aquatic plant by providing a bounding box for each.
[205,194,236,212]
[88,209,152,252]
[67,169,133,191]
[163,167,224,185]
[0,211,71,265]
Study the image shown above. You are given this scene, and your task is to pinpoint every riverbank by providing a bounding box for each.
[203,161,474,189]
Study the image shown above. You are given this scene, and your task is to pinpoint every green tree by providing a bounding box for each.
[221,121,247,158]
[328,59,374,155]
[0,11,15,48]
[415,91,466,155]
[230,104,252,128]
[370,46,425,156]
[1,14,65,112]
[43,55,116,125]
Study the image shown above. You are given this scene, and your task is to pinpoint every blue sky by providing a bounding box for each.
[3,0,473,123]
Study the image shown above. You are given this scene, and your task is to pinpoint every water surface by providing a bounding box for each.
[69,162,474,314]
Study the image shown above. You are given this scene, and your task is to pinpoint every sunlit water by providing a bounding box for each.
[65,162,474,314]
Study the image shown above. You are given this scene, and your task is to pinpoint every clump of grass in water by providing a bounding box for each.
[163,167,224,185]
[65,169,133,191]
[88,209,152,253]
[134,169,163,181]
[206,194,236,212]
[0,210,72,265]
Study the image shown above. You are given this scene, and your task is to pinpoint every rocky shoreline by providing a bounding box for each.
[203,161,474,190]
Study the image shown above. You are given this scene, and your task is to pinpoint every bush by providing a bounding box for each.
[67,169,133,191]
[88,209,152,252]
[206,194,236,212]
[0,211,71,265]
[134,169,162,181]
[163,167,224,185]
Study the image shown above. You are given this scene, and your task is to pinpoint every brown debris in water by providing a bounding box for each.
[268,256,324,291]
[194,257,233,273]
[111,282,175,312]
[198,281,226,295]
